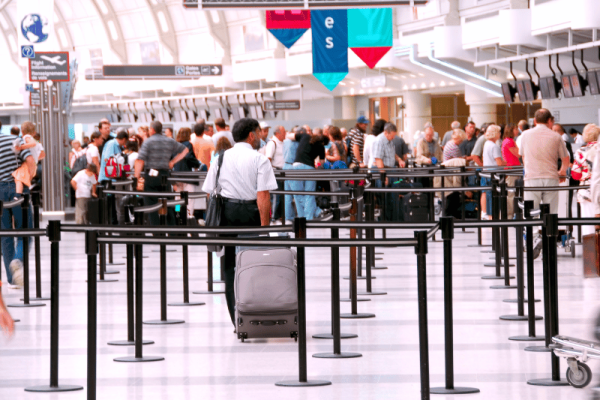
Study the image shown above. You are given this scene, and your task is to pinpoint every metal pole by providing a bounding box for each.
[415,230,430,400]
[276,218,331,387]
[431,217,479,395]
[25,221,82,393]
[86,230,98,400]
[31,191,48,301]
[359,190,386,296]
[491,180,517,289]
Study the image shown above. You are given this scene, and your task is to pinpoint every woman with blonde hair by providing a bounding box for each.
[481,125,505,219]
[572,124,600,235]
[443,129,465,162]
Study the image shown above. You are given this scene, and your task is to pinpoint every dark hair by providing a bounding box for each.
[329,126,342,141]
[232,118,259,143]
[86,163,98,173]
[534,109,553,124]
[10,126,20,136]
[151,120,163,135]
[384,122,397,133]
[372,119,387,136]
[214,118,227,130]
[126,139,139,152]
[553,123,565,134]
[177,127,192,143]
[116,129,128,140]
[193,122,205,136]
[90,132,101,141]
[503,123,517,140]
[569,128,580,135]
[99,121,110,130]
[466,121,475,127]
[216,136,232,152]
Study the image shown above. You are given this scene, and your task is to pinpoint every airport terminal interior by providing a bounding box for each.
[3,0,600,399]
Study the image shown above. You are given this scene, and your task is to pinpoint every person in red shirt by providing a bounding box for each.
[501,123,521,218]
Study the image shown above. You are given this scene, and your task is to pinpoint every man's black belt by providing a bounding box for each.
[223,198,257,205]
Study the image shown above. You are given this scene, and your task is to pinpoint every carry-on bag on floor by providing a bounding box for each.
[391,181,423,221]
[403,192,430,222]
[235,247,298,342]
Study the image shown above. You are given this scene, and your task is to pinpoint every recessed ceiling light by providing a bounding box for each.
[385,88,391,92]
[339,82,346,86]
[410,74,416,78]
[403,85,409,90]
[400,75,407,79]
[421,83,427,88]
[440,81,446,86]
[518,74,524,78]
[411,84,417,89]
[377,88,383,93]
[449,82,455,86]
[359,89,365,94]
[430,82,435,87]
[350,88,355,95]
[418,73,425,77]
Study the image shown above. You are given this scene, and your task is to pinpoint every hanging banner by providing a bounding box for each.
[348,8,393,69]
[312,9,348,91]
[266,10,311,49]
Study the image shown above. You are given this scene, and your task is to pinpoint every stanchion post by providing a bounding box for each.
[527,213,568,386]
[415,230,431,400]
[25,221,83,393]
[144,199,184,324]
[86,230,98,400]
[358,189,386,296]
[313,204,361,357]
[276,218,331,387]
[491,179,517,290]
[31,191,48,301]
[280,171,286,225]
[431,217,479,395]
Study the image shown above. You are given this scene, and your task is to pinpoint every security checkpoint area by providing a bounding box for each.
[1,1,600,400]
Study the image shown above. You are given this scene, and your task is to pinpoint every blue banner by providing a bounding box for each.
[311,9,348,91]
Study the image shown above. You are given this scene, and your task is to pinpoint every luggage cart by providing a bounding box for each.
[551,335,600,388]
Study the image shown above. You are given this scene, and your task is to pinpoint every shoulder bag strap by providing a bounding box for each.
[214,151,225,191]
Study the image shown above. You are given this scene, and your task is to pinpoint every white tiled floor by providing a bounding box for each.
[1,226,599,400]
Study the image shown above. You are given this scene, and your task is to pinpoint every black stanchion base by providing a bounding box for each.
[25,385,83,393]
[468,244,492,248]
[89,279,118,283]
[107,339,154,346]
[484,263,515,267]
[312,333,358,339]
[430,387,480,395]
[106,263,125,266]
[103,270,120,275]
[500,315,542,321]
[371,266,388,270]
[527,378,568,387]
[375,252,384,255]
[152,249,177,253]
[503,298,540,303]
[489,285,519,289]
[340,298,370,302]
[455,231,476,234]
[509,335,546,342]
[168,301,206,307]
[114,355,165,363]
[193,290,226,295]
[357,291,387,296]
[489,257,517,260]
[343,276,376,280]
[481,275,514,280]
[207,280,225,284]
[524,345,551,352]
[340,312,375,319]
[20,297,50,301]
[375,257,384,261]
[313,352,362,359]
[7,302,45,308]
[123,256,149,259]
[275,380,332,387]
[480,250,496,253]
[143,319,185,325]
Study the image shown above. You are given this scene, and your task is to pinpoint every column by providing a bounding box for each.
[403,91,431,147]
[469,104,498,127]
[342,96,357,120]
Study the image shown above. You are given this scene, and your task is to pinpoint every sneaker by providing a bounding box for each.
[198,219,206,226]
[532,235,543,260]
[7,283,20,289]
[9,259,24,287]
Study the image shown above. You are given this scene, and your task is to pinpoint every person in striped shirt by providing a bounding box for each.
[0,124,36,288]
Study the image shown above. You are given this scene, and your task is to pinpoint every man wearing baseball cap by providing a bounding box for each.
[348,116,369,168]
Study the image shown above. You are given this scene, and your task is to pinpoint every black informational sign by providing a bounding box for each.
[29,90,40,107]
[102,65,222,79]
[264,100,301,111]
[29,52,70,82]
[183,0,427,8]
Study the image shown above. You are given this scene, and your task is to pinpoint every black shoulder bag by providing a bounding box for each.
[205,152,225,252]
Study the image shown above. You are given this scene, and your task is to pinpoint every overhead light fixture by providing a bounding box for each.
[359,89,365,94]
[410,74,416,78]
[418,73,425,77]
[339,82,346,86]
[440,81,446,86]
[430,82,435,87]
[449,82,455,86]
[421,83,427,88]
[411,84,417,89]
[400,75,407,79]
[403,85,409,90]
[350,88,355,95]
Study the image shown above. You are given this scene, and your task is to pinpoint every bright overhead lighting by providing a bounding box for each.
[403,85,408,90]
[449,82,455,86]
[418,73,425,77]
[518,74,524,78]
[411,84,417,89]
[430,82,435,87]
[400,75,407,79]
[391,76,399,80]
[421,83,427,88]
[211,10,220,24]
[350,88,355,95]
[359,89,365,94]
[339,82,346,86]
[107,20,118,40]
[377,88,383,93]
[385,88,391,92]
[157,11,169,33]
[97,0,109,14]
[440,81,446,86]
[410,74,416,78]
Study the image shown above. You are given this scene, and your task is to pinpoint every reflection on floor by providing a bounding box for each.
[0,226,598,400]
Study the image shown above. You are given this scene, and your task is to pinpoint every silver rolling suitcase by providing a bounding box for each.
[234,247,298,342]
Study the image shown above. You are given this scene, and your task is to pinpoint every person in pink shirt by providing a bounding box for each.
[501,123,520,218]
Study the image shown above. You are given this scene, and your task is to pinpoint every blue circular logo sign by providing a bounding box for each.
[21,13,49,44]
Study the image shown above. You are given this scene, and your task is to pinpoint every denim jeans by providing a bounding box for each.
[290,163,321,220]
[480,177,492,215]
[0,182,32,283]
[283,163,296,221]
[272,179,284,220]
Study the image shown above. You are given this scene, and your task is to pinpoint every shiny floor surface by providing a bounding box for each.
[0,224,599,400]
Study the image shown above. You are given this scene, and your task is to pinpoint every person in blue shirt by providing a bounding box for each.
[98,129,129,184]
[282,127,301,223]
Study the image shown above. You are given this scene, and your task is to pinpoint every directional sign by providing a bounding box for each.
[25,84,34,92]
[360,75,387,89]
[102,65,222,79]
[29,51,70,82]
[21,45,34,59]
[184,0,428,9]
[30,89,41,107]
[264,100,301,111]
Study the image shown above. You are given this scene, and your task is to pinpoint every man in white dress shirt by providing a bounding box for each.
[202,118,278,324]
[265,125,286,222]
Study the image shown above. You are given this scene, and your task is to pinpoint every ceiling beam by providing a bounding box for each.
[144,0,179,64]
[89,0,128,64]
[54,3,73,51]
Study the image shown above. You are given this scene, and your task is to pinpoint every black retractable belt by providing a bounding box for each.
[25,220,83,393]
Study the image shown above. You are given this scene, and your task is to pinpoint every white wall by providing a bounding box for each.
[543,96,600,125]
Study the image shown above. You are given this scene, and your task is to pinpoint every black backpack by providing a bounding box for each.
[71,154,87,177]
